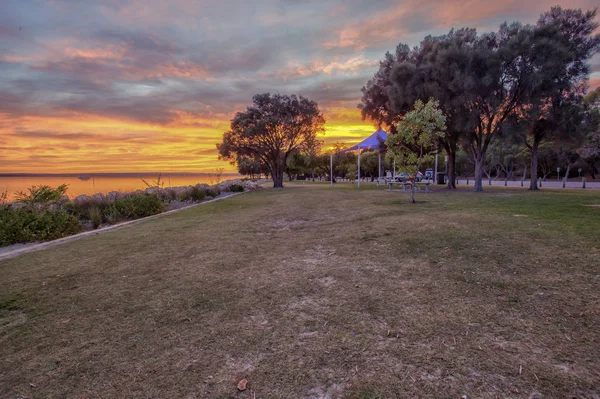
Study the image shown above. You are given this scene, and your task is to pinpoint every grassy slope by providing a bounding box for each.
[1,184,599,398]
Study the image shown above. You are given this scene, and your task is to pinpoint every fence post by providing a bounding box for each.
[466,176,469,185]
[521,176,524,187]
[505,177,507,187]
[582,178,586,189]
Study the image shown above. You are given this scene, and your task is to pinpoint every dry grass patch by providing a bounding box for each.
[1,184,599,398]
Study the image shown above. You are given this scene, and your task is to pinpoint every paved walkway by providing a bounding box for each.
[453,178,599,189]
[365,178,599,189]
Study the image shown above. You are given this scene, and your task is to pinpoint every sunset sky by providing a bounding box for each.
[1,0,599,173]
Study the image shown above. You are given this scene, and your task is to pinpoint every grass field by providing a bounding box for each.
[1,183,599,398]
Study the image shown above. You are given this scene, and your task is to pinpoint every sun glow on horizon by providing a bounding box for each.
[2,108,376,174]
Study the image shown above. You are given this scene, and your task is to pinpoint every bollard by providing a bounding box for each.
[583,178,586,189]
[562,178,566,188]
[505,177,507,187]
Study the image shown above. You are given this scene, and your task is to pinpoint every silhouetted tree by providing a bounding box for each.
[218,93,325,188]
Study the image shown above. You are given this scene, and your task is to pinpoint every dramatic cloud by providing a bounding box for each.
[0,0,598,173]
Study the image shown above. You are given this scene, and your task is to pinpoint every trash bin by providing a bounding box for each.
[436,172,446,185]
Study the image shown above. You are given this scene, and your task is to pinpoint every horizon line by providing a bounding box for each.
[0,172,241,177]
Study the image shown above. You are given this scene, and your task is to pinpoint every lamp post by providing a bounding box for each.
[357,146,361,188]
[434,149,439,184]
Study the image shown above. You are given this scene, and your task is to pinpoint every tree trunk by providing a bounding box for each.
[529,141,539,190]
[410,182,416,203]
[474,154,484,192]
[564,164,571,181]
[272,165,285,188]
[443,141,457,189]
[447,151,456,189]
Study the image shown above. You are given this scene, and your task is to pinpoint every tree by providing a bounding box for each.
[537,142,559,180]
[557,146,581,179]
[360,151,380,181]
[285,150,307,181]
[386,99,447,203]
[509,7,600,190]
[359,50,404,132]
[581,87,600,178]
[217,93,325,188]
[360,30,478,189]
[237,156,263,179]
[463,23,536,192]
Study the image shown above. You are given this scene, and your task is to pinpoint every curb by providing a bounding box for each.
[0,191,244,262]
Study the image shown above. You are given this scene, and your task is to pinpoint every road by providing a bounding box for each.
[451,178,599,189]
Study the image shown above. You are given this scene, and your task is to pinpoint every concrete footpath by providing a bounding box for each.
[453,178,599,189]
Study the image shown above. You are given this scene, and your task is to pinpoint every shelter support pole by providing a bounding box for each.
[434,150,438,183]
[357,146,361,188]
[377,152,381,186]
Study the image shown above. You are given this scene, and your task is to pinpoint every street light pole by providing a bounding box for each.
[434,149,438,184]
[357,146,361,188]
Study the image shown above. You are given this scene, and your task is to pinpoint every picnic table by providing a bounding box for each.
[386,180,431,192]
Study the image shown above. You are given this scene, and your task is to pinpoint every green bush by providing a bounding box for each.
[113,194,164,219]
[165,189,177,202]
[65,197,106,222]
[103,203,123,224]
[15,184,68,211]
[190,186,207,202]
[89,206,102,229]
[229,184,244,192]
[0,207,81,246]
[206,186,221,197]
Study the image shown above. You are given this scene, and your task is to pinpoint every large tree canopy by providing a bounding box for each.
[508,7,600,190]
[217,93,325,188]
[360,6,599,192]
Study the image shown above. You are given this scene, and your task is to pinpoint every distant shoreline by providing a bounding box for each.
[0,172,241,178]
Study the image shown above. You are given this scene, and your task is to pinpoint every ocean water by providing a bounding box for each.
[0,174,239,201]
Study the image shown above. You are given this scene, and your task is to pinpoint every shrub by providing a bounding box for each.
[65,197,105,221]
[15,184,68,211]
[229,184,245,192]
[89,206,102,229]
[113,194,164,219]
[0,207,81,246]
[206,186,221,197]
[190,186,207,202]
[178,190,190,202]
[165,189,177,202]
[103,203,123,225]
